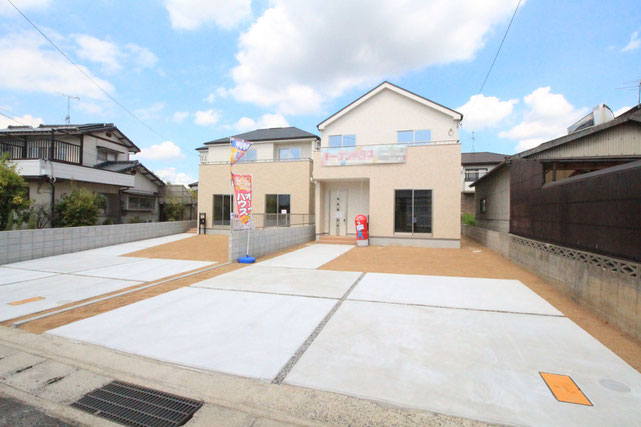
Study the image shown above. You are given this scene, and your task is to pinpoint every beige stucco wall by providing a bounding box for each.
[197,160,313,229]
[320,87,459,146]
[313,143,461,240]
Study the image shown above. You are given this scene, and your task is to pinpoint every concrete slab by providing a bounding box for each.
[0,275,143,322]
[0,352,45,378]
[35,369,112,405]
[78,258,214,282]
[83,233,195,256]
[4,253,141,274]
[0,267,58,286]
[350,273,562,316]
[192,266,361,299]
[258,244,354,269]
[3,360,76,394]
[285,300,641,426]
[48,287,335,380]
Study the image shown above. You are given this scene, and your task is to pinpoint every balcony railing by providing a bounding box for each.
[1,139,81,164]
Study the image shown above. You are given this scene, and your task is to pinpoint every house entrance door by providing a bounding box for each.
[330,190,347,236]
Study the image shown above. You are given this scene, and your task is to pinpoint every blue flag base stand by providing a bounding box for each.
[238,256,255,263]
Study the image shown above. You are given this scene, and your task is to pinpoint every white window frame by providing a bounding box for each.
[397,129,431,144]
[329,134,356,148]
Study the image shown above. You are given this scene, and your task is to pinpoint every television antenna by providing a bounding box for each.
[58,92,80,124]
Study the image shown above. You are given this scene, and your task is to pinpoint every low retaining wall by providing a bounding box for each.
[229,225,315,261]
[462,225,641,340]
[0,220,197,265]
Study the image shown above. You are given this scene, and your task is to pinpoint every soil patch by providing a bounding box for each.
[124,234,229,263]
[320,236,641,373]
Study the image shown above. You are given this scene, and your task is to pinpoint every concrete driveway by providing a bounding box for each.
[0,234,214,322]
[45,243,641,426]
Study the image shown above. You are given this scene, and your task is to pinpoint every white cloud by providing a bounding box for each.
[134,102,165,120]
[125,43,159,71]
[77,101,109,116]
[194,109,220,126]
[74,36,158,74]
[172,111,189,123]
[613,106,632,117]
[216,87,230,98]
[0,113,44,129]
[203,93,216,103]
[621,31,640,52]
[227,0,520,114]
[132,141,184,161]
[74,35,122,73]
[499,87,588,152]
[154,167,195,186]
[0,0,49,15]
[458,94,518,132]
[165,0,251,30]
[0,31,114,100]
[235,113,289,131]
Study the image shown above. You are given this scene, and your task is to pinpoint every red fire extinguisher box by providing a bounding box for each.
[355,214,369,247]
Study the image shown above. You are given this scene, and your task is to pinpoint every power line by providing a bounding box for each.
[0,110,30,127]
[5,0,170,141]
[464,0,523,120]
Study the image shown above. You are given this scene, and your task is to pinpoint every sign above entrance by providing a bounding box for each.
[320,144,407,166]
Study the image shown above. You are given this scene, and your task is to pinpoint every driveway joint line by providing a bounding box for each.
[188,286,341,301]
[347,297,565,317]
[271,272,366,384]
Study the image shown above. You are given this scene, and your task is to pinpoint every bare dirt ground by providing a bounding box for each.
[13,242,312,334]
[319,236,641,373]
[124,234,229,263]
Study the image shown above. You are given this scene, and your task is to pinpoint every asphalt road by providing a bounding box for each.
[0,392,70,427]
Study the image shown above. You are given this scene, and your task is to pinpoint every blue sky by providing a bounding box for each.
[1,0,639,185]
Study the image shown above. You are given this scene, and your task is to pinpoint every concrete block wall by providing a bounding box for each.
[462,224,641,340]
[229,225,315,261]
[0,220,196,265]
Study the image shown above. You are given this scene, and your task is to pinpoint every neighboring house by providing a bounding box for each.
[160,184,197,221]
[95,160,165,223]
[0,123,163,225]
[197,127,319,231]
[313,81,462,247]
[188,181,198,193]
[472,104,641,234]
[461,152,505,215]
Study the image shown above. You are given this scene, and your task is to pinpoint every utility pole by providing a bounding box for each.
[58,92,80,124]
[471,131,476,153]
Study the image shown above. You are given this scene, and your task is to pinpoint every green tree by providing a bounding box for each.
[54,185,103,227]
[162,200,184,221]
[0,154,31,230]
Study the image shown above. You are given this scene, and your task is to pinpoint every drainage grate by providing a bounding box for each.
[71,380,203,427]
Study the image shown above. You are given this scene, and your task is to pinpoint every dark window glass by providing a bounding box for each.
[278,194,290,213]
[266,194,278,213]
[394,190,413,233]
[213,194,232,225]
[394,189,432,233]
[266,194,290,227]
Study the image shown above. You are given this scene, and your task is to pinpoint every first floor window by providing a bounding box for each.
[213,194,232,225]
[266,194,291,226]
[394,189,432,233]
[480,198,487,214]
[128,196,154,210]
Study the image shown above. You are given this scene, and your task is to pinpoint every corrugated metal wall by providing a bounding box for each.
[528,123,641,159]
[510,158,641,262]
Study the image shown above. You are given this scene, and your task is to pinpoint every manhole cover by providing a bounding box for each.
[71,380,202,426]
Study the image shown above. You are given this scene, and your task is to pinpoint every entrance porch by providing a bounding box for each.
[315,179,369,239]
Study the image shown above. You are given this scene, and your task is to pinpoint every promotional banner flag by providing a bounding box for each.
[230,138,253,166]
[232,174,252,224]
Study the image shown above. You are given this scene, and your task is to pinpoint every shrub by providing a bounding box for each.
[0,154,31,230]
[102,217,114,225]
[54,186,102,227]
[461,212,476,226]
[128,216,143,224]
[162,200,184,221]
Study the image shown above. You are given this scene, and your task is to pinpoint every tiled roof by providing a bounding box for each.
[204,127,319,145]
[461,152,507,165]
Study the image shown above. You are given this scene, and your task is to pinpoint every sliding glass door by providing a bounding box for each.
[394,189,432,234]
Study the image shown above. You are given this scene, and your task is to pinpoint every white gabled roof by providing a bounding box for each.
[317,81,463,130]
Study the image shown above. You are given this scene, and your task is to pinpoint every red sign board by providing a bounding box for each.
[232,174,252,224]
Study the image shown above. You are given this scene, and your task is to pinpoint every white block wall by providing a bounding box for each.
[0,220,196,265]
[229,225,315,261]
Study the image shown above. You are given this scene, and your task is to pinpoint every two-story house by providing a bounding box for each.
[313,81,463,247]
[0,123,165,225]
[196,127,319,231]
[460,152,506,215]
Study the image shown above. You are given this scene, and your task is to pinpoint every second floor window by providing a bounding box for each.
[97,149,118,162]
[279,147,301,160]
[238,147,257,162]
[397,129,431,144]
[329,134,356,148]
[465,168,487,182]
